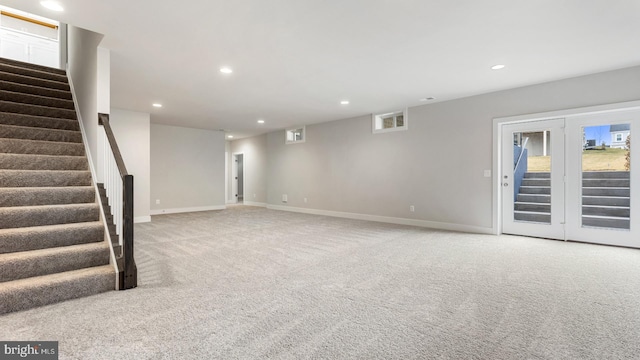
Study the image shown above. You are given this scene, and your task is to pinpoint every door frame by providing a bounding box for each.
[493,100,640,239]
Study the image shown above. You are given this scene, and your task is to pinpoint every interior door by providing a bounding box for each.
[502,119,565,240]
[565,110,639,247]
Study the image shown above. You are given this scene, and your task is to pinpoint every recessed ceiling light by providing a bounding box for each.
[491,64,506,70]
[152,103,162,108]
[419,97,436,101]
[257,120,265,124]
[40,1,64,11]
[227,135,234,139]
[340,100,349,105]
[220,67,233,74]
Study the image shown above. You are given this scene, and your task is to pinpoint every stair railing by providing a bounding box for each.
[513,137,529,201]
[98,113,137,290]
[514,136,529,173]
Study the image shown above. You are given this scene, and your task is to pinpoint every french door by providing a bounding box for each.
[501,109,639,248]
[502,119,565,240]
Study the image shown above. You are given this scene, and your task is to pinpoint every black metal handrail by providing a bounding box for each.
[98,113,137,290]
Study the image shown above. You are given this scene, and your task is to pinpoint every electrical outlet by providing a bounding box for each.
[282,194,288,202]
[156,199,160,204]
[410,205,415,212]
[484,170,491,178]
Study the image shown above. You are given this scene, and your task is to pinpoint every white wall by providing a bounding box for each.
[262,65,640,233]
[67,25,103,172]
[229,135,268,205]
[150,124,226,214]
[96,46,110,182]
[109,108,151,223]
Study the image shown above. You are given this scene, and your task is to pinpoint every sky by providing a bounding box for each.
[584,125,611,145]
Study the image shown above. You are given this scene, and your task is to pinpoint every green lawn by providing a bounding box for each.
[528,148,628,172]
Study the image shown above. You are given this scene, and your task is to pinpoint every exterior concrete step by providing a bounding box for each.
[514,202,551,212]
[514,211,551,223]
[522,178,551,186]
[583,171,630,179]
[582,215,630,230]
[517,194,550,203]
[583,179,630,187]
[519,186,551,195]
[582,205,630,217]
[524,172,550,178]
[582,196,630,207]
[583,187,630,197]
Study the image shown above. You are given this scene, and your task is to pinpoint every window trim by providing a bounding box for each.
[615,133,623,142]
[372,108,408,134]
[285,126,306,144]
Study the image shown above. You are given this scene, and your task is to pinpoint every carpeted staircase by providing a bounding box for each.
[0,57,114,314]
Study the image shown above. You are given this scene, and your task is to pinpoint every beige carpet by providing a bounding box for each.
[1,205,640,359]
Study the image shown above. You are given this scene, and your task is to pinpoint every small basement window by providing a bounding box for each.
[286,126,305,144]
[372,109,408,134]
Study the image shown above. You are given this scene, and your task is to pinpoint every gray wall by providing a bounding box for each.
[110,108,151,222]
[229,135,268,205]
[151,124,225,213]
[67,25,103,171]
[264,65,640,231]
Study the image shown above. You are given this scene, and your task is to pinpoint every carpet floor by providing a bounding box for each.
[1,206,640,359]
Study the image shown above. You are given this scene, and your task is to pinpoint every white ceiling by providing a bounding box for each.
[3,0,640,138]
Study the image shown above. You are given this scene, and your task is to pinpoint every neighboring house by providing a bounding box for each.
[610,124,630,149]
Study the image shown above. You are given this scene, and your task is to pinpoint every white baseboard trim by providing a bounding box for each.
[226,199,237,204]
[266,205,494,235]
[151,205,226,215]
[135,216,151,223]
[243,201,267,207]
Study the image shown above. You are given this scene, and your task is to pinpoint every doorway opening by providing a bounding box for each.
[0,5,61,68]
[232,153,244,204]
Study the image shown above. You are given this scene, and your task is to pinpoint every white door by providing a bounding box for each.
[565,109,639,247]
[502,119,565,240]
[0,33,28,62]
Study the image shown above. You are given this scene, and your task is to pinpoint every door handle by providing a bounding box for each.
[503,183,509,187]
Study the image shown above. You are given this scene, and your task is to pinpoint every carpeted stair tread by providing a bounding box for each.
[0,153,87,170]
[0,71,69,91]
[0,62,68,83]
[0,112,79,131]
[0,90,74,110]
[0,138,84,156]
[0,242,110,283]
[0,80,72,100]
[0,169,91,187]
[0,124,81,143]
[0,100,76,119]
[0,221,103,254]
[0,265,114,314]
[0,203,99,229]
[0,56,66,76]
[0,186,95,207]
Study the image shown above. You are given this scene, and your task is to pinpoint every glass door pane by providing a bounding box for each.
[513,130,551,224]
[581,124,630,230]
